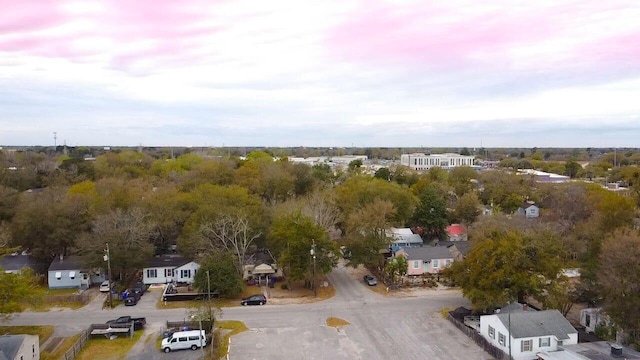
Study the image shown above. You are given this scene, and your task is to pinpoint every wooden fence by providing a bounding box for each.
[447,312,508,360]
[61,329,89,360]
[44,292,92,305]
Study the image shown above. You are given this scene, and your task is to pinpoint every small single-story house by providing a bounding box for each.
[395,246,455,275]
[387,227,423,248]
[0,334,40,360]
[0,253,37,274]
[445,224,467,241]
[142,254,200,285]
[48,255,106,290]
[480,309,578,360]
[517,201,540,218]
[579,308,610,334]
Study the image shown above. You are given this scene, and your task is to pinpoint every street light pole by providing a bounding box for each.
[104,243,113,309]
[192,315,205,358]
[310,239,317,297]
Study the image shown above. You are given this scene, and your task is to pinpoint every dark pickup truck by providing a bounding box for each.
[106,316,146,331]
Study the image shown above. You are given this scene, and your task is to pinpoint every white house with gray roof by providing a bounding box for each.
[480,309,578,360]
[0,334,39,360]
[142,254,200,285]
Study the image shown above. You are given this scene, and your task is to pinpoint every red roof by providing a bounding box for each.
[446,224,466,236]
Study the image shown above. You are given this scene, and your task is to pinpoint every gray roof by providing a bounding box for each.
[391,233,423,244]
[48,255,87,271]
[0,335,26,360]
[146,254,190,268]
[438,241,470,255]
[400,246,454,261]
[561,341,640,359]
[0,254,36,272]
[496,309,576,340]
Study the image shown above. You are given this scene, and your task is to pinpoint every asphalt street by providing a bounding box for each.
[6,263,490,360]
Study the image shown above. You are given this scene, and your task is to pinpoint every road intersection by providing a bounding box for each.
[7,263,489,359]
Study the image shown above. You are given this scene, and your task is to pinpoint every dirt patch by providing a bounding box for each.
[266,280,335,305]
[326,317,350,330]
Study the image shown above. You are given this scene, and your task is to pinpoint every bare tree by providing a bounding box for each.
[300,190,341,237]
[199,214,260,275]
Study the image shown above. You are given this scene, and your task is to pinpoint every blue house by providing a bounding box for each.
[47,255,106,290]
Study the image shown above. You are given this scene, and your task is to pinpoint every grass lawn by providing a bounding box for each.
[0,326,55,345]
[214,320,248,359]
[41,334,81,360]
[75,330,143,360]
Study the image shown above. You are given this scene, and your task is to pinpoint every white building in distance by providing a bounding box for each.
[400,153,475,171]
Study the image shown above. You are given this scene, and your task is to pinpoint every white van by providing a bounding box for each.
[162,330,206,353]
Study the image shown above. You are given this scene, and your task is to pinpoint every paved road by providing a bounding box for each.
[7,264,489,360]
[222,263,489,360]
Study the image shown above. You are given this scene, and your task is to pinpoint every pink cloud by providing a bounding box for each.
[326,2,558,69]
[325,1,640,72]
[0,0,224,71]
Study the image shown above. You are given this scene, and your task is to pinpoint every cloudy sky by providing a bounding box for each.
[1,0,639,147]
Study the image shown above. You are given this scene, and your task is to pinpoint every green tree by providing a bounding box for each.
[448,166,477,197]
[348,159,363,173]
[565,158,581,178]
[344,199,395,269]
[410,185,448,240]
[597,229,640,336]
[453,192,482,226]
[373,167,391,181]
[0,268,43,317]
[446,229,564,312]
[267,212,339,289]
[385,255,408,285]
[193,251,244,298]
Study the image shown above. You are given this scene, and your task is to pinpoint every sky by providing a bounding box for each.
[1,0,640,148]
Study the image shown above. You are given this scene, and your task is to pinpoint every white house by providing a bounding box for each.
[143,254,200,285]
[579,308,610,334]
[517,202,540,218]
[387,228,423,248]
[480,309,578,360]
[0,334,40,360]
[400,153,475,171]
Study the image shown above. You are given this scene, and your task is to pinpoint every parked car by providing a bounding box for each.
[106,316,146,330]
[162,330,206,353]
[132,282,146,296]
[99,281,111,293]
[363,275,377,286]
[124,292,141,306]
[241,294,267,306]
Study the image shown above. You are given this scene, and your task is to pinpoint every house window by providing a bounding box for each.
[69,271,76,280]
[165,269,173,277]
[498,333,506,346]
[539,337,550,347]
[412,261,420,269]
[181,269,191,278]
[55,271,62,280]
[521,339,533,352]
[432,259,440,268]
[146,269,157,278]
[488,325,495,339]
[557,340,563,346]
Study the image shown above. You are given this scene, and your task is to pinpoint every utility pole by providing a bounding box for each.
[53,132,57,150]
[310,239,317,297]
[104,243,113,308]
[206,270,212,320]
[508,300,512,360]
